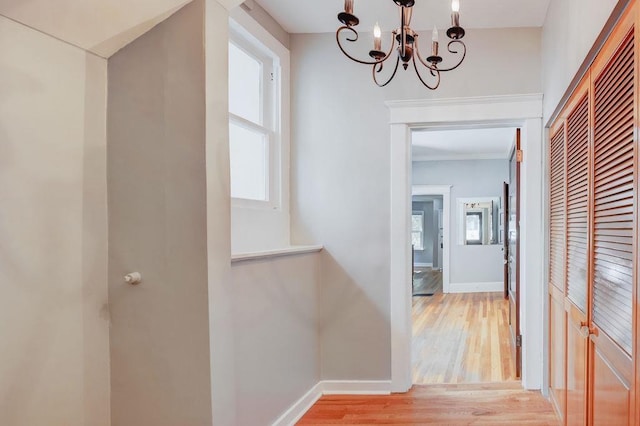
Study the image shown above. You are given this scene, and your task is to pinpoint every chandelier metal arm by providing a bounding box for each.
[372,56,401,87]
[336,26,397,66]
[413,38,466,73]
[412,55,441,90]
[413,37,438,72]
[335,0,466,90]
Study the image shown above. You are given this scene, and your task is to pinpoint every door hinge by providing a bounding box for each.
[516,150,524,163]
[516,335,522,347]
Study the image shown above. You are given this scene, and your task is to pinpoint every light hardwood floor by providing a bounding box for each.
[412,289,516,384]
[297,277,556,425]
[297,382,559,425]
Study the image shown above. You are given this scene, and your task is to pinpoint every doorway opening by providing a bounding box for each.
[388,94,545,394]
[409,126,521,385]
[411,194,444,297]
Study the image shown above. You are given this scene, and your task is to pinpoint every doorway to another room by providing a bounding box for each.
[410,126,521,386]
[412,194,444,297]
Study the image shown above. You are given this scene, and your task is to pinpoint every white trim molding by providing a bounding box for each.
[271,383,322,426]
[413,153,508,162]
[388,94,545,394]
[271,381,391,426]
[231,245,323,263]
[385,94,543,124]
[449,282,504,293]
[321,380,392,395]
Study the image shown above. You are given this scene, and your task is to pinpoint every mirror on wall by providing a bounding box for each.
[456,197,501,246]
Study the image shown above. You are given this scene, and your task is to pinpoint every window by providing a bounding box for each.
[412,211,424,250]
[228,10,291,254]
[465,212,482,245]
[228,30,279,206]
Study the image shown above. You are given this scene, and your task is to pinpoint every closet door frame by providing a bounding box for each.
[587,4,638,424]
[563,74,592,426]
[548,116,568,422]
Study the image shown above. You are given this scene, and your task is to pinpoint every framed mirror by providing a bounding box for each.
[456,197,501,245]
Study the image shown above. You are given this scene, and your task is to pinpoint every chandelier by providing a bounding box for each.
[336,0,466,90]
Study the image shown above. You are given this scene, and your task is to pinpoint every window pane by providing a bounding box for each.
[229,122,268,201]
[466,215,480,241]
[229,42,262,124]
[412,232,423,250]
[412,214,423,231]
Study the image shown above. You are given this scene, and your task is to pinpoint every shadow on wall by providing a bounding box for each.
[231,252,321,425]
[319,250,391,380]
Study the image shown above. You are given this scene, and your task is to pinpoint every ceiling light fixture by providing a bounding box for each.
[336,0,466,90]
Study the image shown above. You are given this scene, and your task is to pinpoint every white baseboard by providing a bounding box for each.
[271,380,391,426]
[321,380,392,395]
[414,262,433,268]
[271,383,323,426]
[448,281,503,293]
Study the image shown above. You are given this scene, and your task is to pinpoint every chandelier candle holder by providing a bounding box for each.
[336,0,466,90]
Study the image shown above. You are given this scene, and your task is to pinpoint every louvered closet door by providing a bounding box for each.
[589,11,637,424]
[548,125,567,421]
[564,89,589,426]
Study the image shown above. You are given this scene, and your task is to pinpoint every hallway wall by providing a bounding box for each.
[290,27,542,381]
[107,2,215,424]
[231,253,320,425]
[0,15,109,426]
[542,0,619,122]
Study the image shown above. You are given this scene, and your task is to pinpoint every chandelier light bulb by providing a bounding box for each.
[374,22,382,39]
[373,22,382,51]
[336,0,467,90]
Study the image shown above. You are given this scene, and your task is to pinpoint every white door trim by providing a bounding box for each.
[388,94,545,393]
[412,185,451,292]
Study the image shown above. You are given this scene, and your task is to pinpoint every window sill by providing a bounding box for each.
[231,245,323,263]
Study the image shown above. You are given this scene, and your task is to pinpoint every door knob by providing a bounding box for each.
[579,324,597,338]
[579,325,590,338]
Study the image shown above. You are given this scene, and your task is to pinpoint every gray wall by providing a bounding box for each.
[231,253,320,424]
[107,2,214,425]
[290,28,541,380]
[542,0,619,122]
[412,201,435,266]
[413,159,509,284]
[0,15,109,426]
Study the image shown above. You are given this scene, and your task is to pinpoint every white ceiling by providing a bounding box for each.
[256,0,552,34]
[412,127,517,161]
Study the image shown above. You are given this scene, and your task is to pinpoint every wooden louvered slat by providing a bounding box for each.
[549,128,566,292]
[592,33,635,356]
[565,95,590,313]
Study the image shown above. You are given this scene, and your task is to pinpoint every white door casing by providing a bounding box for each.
[388,94,545,393]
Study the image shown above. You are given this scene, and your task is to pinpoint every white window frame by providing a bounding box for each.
[412,211,424,251]
[228,8,291,254]
[228,21,282,211]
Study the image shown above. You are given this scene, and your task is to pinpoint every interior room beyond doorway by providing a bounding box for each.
[410,126,519,386]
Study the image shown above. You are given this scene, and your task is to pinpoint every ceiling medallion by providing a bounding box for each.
[336,0,466,90]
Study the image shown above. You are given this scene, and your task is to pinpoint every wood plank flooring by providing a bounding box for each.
[412,291,516,384]
[298,276,556,425]
[297,382,559,425]
[412,268,442,296]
